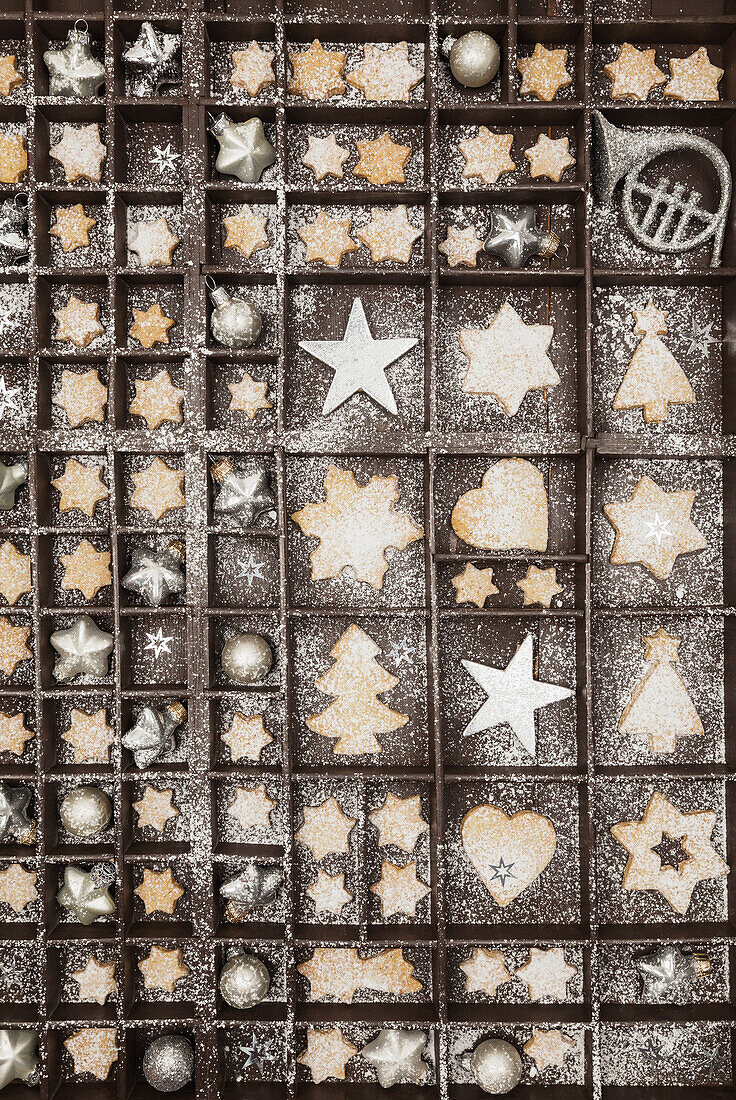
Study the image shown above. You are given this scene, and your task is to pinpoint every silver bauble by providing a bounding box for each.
[471,1039,523,1095]
[59,785,112,838]
[219,952,270,1009]
[443,32,500,88]
[207,279,262,349]
[221,633,273,685]
[0,1029,38,1089]
[142,1035,194,1093]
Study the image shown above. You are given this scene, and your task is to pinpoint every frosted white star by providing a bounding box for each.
[682,321,718,357]
[151,143,180,174]
[461,633,573,757]
[237,551,266,586]
[0,378,21,421]
[389,638,414,668]
[643,512,672,544]
[144,628,173,658]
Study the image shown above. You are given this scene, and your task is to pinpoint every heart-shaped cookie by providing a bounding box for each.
[461,803,557,906]
[451,458,548,551]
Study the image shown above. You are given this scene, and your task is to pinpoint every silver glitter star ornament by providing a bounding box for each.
[209,113,276,184]
[56,862,115,925]
[0,195,28,264]
[0,783,33,843]
[122,701,186,769]
[220,863,283,917]
[43,20,105,98]
[121,541,185,607]
[0,460,26,510]
[636,943,710,999]
[300,296,417,416]
[211,459,276,527]
[122,21,181,97]
[683,321,719,357]
[484,206,560,268]
[50,615,113,681]
[360,1029,430,1088]
[0,1030,38,1090]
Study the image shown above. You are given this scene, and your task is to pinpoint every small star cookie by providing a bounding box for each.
[64,1029,118,1081]
[605,43,666,101]
[458,127,515,185]
[664,47,723,102]
[231,42,275,97]
[0,541,31,605]
[130,457,185,520]
[369,792,428,852]
[129,302,174,349]
[72,957,117,1005]
[298,1028,358,1083]
[307,869,353,915]
[516,564,562,608]
[129,370,184,429]
[346,42,423,102]
[302,134,349,182]
[0,133,27,185]
[0,711,33,756]
[134,867,184,916]
[221,713,273,761]
[524,1028,574,1071]
[356,205,421,263]
[53,296,104,349]
[603,475,707,580]
[227,784,277,832]
[289,39,346,101]
[298,209,358,267]
[228,369,272,420]
[49,123,106,183]
[439,224,484,268]
[62,708,114,763]
[133,786,179,833]
[223,205,269,261]
[370,859,430,917]
[0,863,36,913]
[516,947,577,1001]
[517,44,572,102]
[50,204,96,252]
[451,563,499,608]
[128,218,179,267]
[0,57,22,98]
[138,945,189,993]
[52,458,108,517]
[296,796,356,861]
[460,947,512,996]
[524,134,576,182]
[0,617,31,676]
[60,540,111,601]
[354,131,411,185]
[53,368,107,428]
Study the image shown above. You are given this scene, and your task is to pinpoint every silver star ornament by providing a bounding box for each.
[43,21,105,98]
[0,196,28,264]
[56,863,115,925]
[121,542,185,607]
[361,1029,430,1088]
[300,296,417,416]
[122,702,185,769]
[461,633,574,757]
[0,460,26,510]
[209,113,276,184]
[220,863,283,914]
[50,615,113,681]
[0,1030,38,1090]
[212,461,276,527]
[122,21,181,97]
[682,321,719,357]
[0,782,33,843]
[484,206,560,269]
[636,943,711,999]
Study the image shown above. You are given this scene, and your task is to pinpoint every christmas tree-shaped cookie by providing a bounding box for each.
[613,301,695,424]
[307,624,408,755]
[619,627,704,754]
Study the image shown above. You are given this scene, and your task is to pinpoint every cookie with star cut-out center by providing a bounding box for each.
[53,368,107,428]
[603,474,707,580]
[302,134,349,182]
[129,369,184,429]
[52,458,108,517]
[0,862,36,913]
[228,369,272,420]
[664,46,723,102]
[524,133,576,181]
[353,131,412,185]
[458,127,515,185]
[223,205,269,261]
[49,122,106,183]
[64,1029,118,1081]
[356,205,422,263]
[517,44,572,102]
[298,209,358,268]
[439,224,484,268]
[0,541,31,606]
[0,711,33,757]
[129,302,175,349]
[289,39,346,100]
[604,43,666,101]
[231,41,275,97]
[346,41,424,102]
[50,204,96,253]
[0,133,27,185]
[54,296,104,349]
[0,56,23,98]
[130,456,185,520]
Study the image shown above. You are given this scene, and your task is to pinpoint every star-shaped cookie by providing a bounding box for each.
[306,869,353,915]
[524,134,576,181]
[72,957,117,1005]
[458,127,515,185]
[604,43,666,101]
[221,713,273,761]
[664,47,723,102]
[0,711,33,756]
[133,786,179,833]
[298,209,358,267]
[129,302,174,348]
[0,541,31,606]
[227,784,277,832]
[289,39,346,100]
[524,1028,574,1071]
[370,860,430,917]
[134,867,184,915]
[0,862,36,913]
[611,790,729,915]
[0,617,30,676]
[369,792,428,853]
[603,475,707,581]
[451,562,499,608]
[62,707,114,763]
[128,218,180,267]
[231,42,275,97]
[53,368,107,427]
[0,56,22,98]
[60,539,111,601]
[64,1029,118,1080]
[346,42,424,102]
[130,457,185,520]
[228,369,272,420]
[296,796,356,861]
[354,131,411,185]
[516,564,562,608]
[50,204,96,252]
[138,945,189,993]
[223,205,269,260]
[53,296,104,348]
[517,44,572,102]
[460,947,512,996]
[516,946,577,1001]
[129,369,184,429]
[52,458,108,517]
[438,224,484,268]
[302,134,349,181]
[356,205,422,263]
[0,134,27,184]
[49,123,106,182]
[298,1028,358,1083]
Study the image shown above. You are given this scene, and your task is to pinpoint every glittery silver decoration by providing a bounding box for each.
[219,951,270,1010]
[0,460,26,510]
[471,1038,523,1094]
[56,863,115,925]
[360,1029,430,1088]
[593,110,732,267]
[121,541,185,607]
[0,782,32,843]
[122,702,186,769]
[636,943,711,999]
[122,22,181,97]
[300,296,417,416]
[0,1030,38,1089]
[59,785,112,838]
[221,633,273,685]
[220,863,283,915]
[206,279,262,349]
[441,32,500,88]
[211,458,275,526]
[209,113,276,184]
[0,195,28,264]
[484,206,561,269]
[43,20,105,98]
[50,614,113,681]
[142,1035,194,1093]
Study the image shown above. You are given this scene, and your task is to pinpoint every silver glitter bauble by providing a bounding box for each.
[211,459,276,527]
[209,113,276,184]
[361,1029,430,1088]
[142,1035,194,1093]
[484,206,560,269]
[0,195,28,264]
[471,1039,523,1095]
[59,785,112,838]
[122,21,181,97]
[219,952,270,1009]
[0,1030,38,1089]
[442,32,500,89]
[207,278,262,349]
[43,20,105,98]
[221,633,273,685]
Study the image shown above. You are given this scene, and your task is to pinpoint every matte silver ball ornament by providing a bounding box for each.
[59,786,112,838]
[219,951,270,1009]
[221,633,273,685]
[442,32,500,89]
[471,1039,523,1095]
[142,1035,194,1093]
